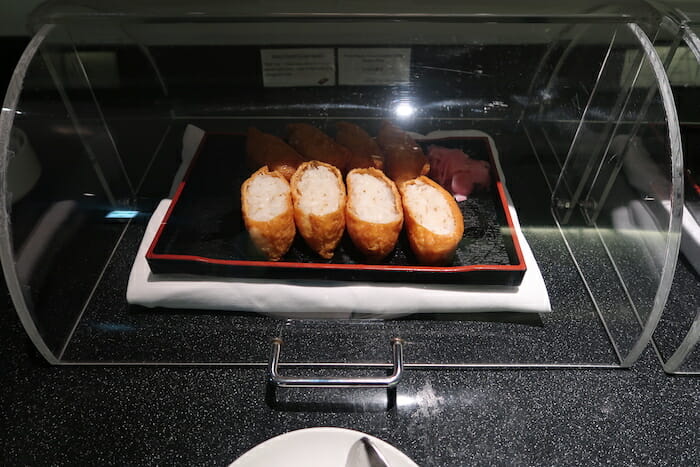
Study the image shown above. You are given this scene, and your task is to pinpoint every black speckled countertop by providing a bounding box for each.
[2,281,698,466]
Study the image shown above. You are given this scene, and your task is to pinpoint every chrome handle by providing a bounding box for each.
[268,337,404,388]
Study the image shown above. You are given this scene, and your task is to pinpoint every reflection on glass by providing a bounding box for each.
[394,101,416,119]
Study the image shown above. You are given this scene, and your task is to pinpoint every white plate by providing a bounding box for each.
[229,427,419,467]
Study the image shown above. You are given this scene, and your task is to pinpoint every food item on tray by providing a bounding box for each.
[246,127,305,181]
[240,166,296,261]
[376,121,430,184]
[290,160,347,259]
[427,145,492,202]
[345,168,403,262]
[335,121,385,171]
[287,123,351,172]
[399,176,464,266]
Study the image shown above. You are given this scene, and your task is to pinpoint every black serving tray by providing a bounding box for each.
[146,132,526,285]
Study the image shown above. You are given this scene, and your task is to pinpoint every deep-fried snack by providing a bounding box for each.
[377,121,430,184]
[287,123,351,172]
[246,127,305,181]
[240,166,295,261]
[290,160,347,259]
[399,176,464,266]
[335,121,384,171]
[345,168,403,262]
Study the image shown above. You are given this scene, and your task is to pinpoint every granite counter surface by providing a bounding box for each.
[1,292,698,466]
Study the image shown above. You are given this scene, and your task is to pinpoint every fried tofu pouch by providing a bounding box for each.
[287,123,351,172]
[377,121,430,184]
[400,176,464,266]
[335,121,384,171]
[246,127,305,181]
[345,168,403,262]
[240,166,296,261]
[290,160,347,259]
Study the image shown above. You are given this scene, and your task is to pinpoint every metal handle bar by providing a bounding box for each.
[268,337,404,388]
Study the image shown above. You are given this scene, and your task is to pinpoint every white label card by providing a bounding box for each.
[338,48,411,86]
[260,48,336,87]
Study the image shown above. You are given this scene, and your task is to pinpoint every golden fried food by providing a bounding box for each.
[287,123,351,172]
[377,121,430,184]
[241,166,296,261]
[399,176,464,266]
[246,127,305,181]
[345,168,403,262]
[290,160,347,259]
[335,121,384,171]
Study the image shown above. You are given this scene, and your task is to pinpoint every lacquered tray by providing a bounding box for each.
[146,132,526,285]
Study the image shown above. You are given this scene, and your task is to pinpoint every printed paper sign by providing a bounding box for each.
[260,48,336,87]
[338,48,411,85]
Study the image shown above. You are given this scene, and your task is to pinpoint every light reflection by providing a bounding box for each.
[95,322,134,332]
[394,102,416,118]
[397,382,445,417]
[105,210,139,219]
[396,393,418,408]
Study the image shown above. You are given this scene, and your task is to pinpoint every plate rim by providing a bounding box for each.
[229,426,419,467]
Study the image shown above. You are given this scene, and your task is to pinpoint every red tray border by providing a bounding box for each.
[146,133,526,275]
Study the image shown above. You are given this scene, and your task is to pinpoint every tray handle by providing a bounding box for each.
[268,337,404,388]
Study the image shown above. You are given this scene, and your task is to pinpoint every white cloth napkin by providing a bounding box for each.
[126,126,551,317]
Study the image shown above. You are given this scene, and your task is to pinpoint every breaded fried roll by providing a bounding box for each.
[399,176,464,266]
[287,123,350,172]
[246,127,305,181]
[345,168,403,262]
[377,121,430,184]
[241,166,295,261]
[290,160,347,259]
[335,121,384,172]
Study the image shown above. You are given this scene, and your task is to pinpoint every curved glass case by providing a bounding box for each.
[0,1,693,379]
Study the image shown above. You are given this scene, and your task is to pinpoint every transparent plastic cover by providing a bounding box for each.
[0,1,686,367]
